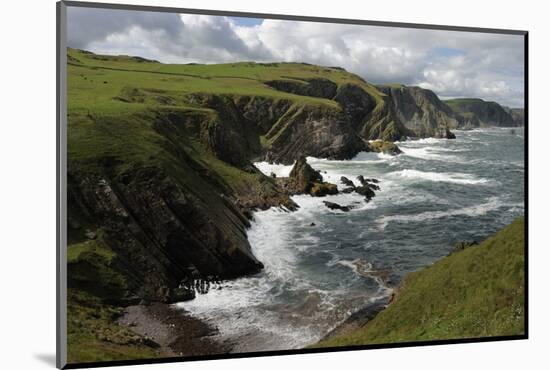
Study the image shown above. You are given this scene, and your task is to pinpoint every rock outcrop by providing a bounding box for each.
[262,104,368,164]
[355,175,380,202]
[323,201,353,212]
[368,140,403,155]
[279,156,339,197]
[68,166,265,303]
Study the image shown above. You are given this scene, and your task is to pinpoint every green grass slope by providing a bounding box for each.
[66,47,390,181]
[68,48,384,116]
[314,217,525,348]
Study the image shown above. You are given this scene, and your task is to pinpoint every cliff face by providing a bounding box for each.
[444,98,521,127]
[504,107,525,126]
[187,80,412,164]
[261,102,368,164]
[67,106,295,304]
[336,84,412,142]
[256,79,414,163]
[377,85,462,137]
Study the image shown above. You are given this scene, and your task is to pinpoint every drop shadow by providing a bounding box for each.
[34,353,57,367]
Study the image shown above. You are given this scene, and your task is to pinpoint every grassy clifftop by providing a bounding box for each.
[67,48,383,115]
[314,217,525,348]
[67,48,404,166]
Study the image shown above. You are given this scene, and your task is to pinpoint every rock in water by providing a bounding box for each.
[310,182,338,197]
[323,201,352,212]
[285,156,339,197]
[446,128,456,139]
[287,156,324,193]
[368,140,402,155]
[340,176,355,188]
[355,185,376,202]
[355,175,380,202]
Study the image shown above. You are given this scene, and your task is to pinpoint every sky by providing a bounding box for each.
[66,7,525,108]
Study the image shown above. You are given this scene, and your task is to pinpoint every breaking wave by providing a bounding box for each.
[390,169,490,185]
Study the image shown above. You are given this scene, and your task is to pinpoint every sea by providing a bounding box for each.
[176,127,525,352]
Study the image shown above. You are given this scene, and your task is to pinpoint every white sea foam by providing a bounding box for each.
[396,137,445,145]
[306,152,393,166]
[390,169,489,185]
[254,161,294,177]
[352,151,391,161]
[177,207,332,350]
[376,196,504,230]
[328,258,392,295]
[400,147,460,162]
[254,152,390,186]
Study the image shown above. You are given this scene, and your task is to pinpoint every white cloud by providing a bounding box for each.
[67,7,525,107]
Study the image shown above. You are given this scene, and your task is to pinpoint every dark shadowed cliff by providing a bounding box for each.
[444,98,522,127]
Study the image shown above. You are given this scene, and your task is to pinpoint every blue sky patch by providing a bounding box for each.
[230,17,264,27]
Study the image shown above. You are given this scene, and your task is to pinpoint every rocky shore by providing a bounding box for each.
[117,303,228,357]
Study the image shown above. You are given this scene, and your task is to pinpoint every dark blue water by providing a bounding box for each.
[177,127,525,352]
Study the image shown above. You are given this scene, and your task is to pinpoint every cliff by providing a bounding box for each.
[444,98,522,127]
[378,84,461,137]
[504,107,525,126]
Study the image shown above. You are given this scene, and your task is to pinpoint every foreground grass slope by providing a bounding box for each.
[315,217,525,348]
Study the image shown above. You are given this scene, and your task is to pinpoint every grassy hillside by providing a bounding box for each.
[68,48,383,115]
[314,217,525,348]
[66,47,395,176]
